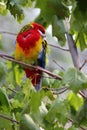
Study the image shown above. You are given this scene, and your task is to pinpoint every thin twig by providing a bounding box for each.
[48,43,69,51]
[52,87,68,94]
[0,31,17,36]
[0,114,19,124]
[42,86,69,94]
[8,87,17,93]
[42,75,57,79]
[79,60,87,70]
[53,59,65,71]
[42,86,68,91]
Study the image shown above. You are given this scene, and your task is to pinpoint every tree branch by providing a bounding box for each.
[66,33,81,69]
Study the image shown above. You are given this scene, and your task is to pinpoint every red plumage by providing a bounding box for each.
[17,29,40,50]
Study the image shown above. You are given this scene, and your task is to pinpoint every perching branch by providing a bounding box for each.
[0,53,62,80]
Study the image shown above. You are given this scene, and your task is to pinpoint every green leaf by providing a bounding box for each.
[0,115,12,130]
[45,97,68,125]
[0,62,6,83]
[76,0,87,13]
[0,1,8,15]
[30,92,41,113]
[62,68,87,92]
[75,99,87,126]
[31,101,48,126]
[20,114,40,130]
[22,79,34,102]
[70,0,87,51]
[11,99,22,110]
[14,65,24,86]
[14,92,25,103]
[52,15,66,46]
[68,126,79,130]
[6,62,17,87]
[0,35,3,49]
[78,32,87,51]
[21,100,30,115]
[6,0,24,22]
[35,0,69,26]
[19,0,33,7]
[42,73,50,87]
[54,127,64,130]
[68,92,83,111]
[0,87,10,110]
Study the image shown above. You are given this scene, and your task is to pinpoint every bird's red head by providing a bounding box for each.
[16,22,46,55]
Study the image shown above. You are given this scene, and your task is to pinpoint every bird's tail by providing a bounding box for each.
[24,68,42,91]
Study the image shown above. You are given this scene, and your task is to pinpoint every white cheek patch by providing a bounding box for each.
[38,29,46,38]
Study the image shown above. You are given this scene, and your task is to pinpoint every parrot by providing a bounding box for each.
[15,22,47,91]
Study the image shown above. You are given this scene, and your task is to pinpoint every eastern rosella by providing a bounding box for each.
[15,22,47,91]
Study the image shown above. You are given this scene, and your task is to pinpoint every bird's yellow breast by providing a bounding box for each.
[15,38,42,64]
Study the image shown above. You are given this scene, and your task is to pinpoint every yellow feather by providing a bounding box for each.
[15,38,42,64]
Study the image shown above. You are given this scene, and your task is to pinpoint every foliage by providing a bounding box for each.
[62,68,87,92]
[0,0,87,130]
